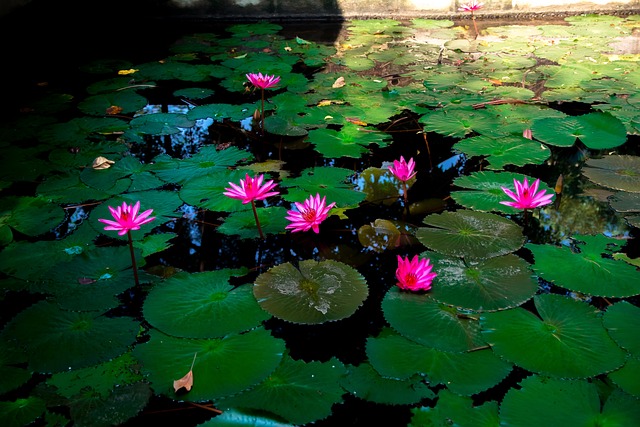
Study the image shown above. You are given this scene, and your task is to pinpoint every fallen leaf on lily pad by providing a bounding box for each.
[173,353,197,392]
[92,156,115,170]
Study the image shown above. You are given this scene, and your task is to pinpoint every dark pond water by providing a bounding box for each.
[1,5,640,427]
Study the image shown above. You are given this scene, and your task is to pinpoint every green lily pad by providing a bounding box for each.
[144,270,269,339]
[173,87,215,100]
[409,389,499,427]
[0,196,65,237]
[426,251,538,312]
[341,362,435,405]
[179,169,264,213]
[151,145,252,185]
[46,353,150,427]
[129,112,195,135]
[45,246,142,311]
[280,166,365,208]
[77,91,148,116]
[608,357,640,398]
[39,117,129,145]
[480,293,627,378]
[218,206,288,238]
[526,234,640,298]
[603,301,640,356]
[187,102,255,122]
[0,338,30,395]
[2,301,139,373]
[582,155,640,193]
[0,397,46,427]
[451,171,555,214]
[253,259,369,324]
[500,375,640,427]
[132,328,285,401]
[306,124,390,158]
[366,329,512,396]
[416,210,525,260]
[453,134,551,170]
[218,355,347,425]
[382,287,486,352]
[531,112,628,149]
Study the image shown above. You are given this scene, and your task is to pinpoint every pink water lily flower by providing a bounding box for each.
[223,173,279,204]
[285,193,336,233]
[458,0,484,12]
[246,72,281,90]
[98,201,155,236]
[388,156,417,182]
[396,255,437,292]
[500,177,554,210]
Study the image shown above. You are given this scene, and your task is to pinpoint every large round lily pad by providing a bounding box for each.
[253,259,368,324]
[526,234,640,298]
[144,269,269,338]
[416,210,525,260]
[382,287,486,352]
[582,155,640,193]
[426,251,538,312]
[500,375,640,427]
[2,301,139,373]
[480,293,626,378]
[132,328,285,401]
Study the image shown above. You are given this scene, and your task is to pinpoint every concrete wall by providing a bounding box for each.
[1,0,638,19]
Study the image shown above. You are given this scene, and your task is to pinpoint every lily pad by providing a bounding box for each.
[253,259,369,324]
[306,124,390,158]
[129,112,196,135]
[426,251,538,312]
[0,196,65,237]
[341,362,435,405]
[151,145,253,185]
[480,293,627,378]
[218,355,347,425]
[0,397,46,427]
[143,270,268,339]
[453,134,550,170]
[582,155,640,193]
[451,171,555,214]
[531,112,628,149]
[2,301,139,373]
[526,234,640,298]
[280,166,365,208]
[416,210,525,260]
[500,375,640,427]
[382,287,486,352]
[366,329,512,396]
[132,328,285,401]
[218,206,288,239]
[409,389,499,427]
[603,301,640,356]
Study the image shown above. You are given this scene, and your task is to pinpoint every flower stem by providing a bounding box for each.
[251,200,265,240]
[472,14,479,39]
[402,181,410,218]
[127,230,140,287]
[260,88,265,136]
